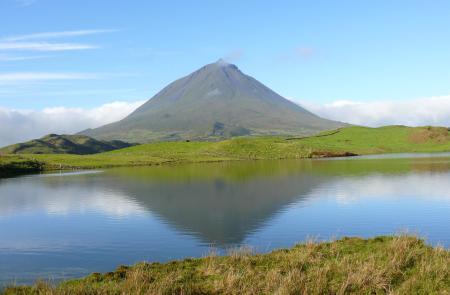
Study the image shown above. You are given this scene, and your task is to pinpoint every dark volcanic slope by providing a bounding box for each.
[0,134,133,155]
[82,59,345,142]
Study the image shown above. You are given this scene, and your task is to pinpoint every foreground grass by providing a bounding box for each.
[4,235,449,294]
[1,126,449,176]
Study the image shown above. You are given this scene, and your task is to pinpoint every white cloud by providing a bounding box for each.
[297,96,450,127]
[296,47,315,59]
[0,100,145,147]
[14,0,37,7]
[0,54,46,61]
[0,42,97,51]
[0,72,102,85]
[1,29,117,42]
[223,49,244,63]
[0,88,138,97]
[0,29,116,52]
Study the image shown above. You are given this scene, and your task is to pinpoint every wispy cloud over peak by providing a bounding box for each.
[223,49,244,63]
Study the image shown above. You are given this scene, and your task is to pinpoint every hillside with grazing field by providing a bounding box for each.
[291,125,450,155]
[0,126,449,176]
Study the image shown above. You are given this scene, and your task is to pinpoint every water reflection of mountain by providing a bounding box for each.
[105,170,326,245]
[1,158,449,246]
[0,161,328,246]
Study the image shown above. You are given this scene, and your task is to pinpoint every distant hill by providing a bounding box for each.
[0,134,133,155]
[81,59,346,142]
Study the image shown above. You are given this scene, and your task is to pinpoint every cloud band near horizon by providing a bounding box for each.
[0,101,145,147]
[299,96,450,128]
[0,96,449,147]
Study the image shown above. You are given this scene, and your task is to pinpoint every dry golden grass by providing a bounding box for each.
[409,126,450,144]
[4,235,449,295]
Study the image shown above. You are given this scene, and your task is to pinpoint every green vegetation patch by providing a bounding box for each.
[0,156,43,178]
[291,125,450,155]
[3,235,449,294]
[1,126,449,178]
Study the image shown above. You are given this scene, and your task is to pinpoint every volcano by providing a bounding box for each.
[81,59,345,142]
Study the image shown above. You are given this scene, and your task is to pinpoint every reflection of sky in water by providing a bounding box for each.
[350,151,450,160]
[319,173,450,204]
[0,157,449,286]
[245,173,450,249]
[0,175,147,217]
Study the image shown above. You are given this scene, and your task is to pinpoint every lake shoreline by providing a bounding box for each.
[3,235,449,294]
[0,159,44,179]
[0,149,359,179]
[3,148,450,180]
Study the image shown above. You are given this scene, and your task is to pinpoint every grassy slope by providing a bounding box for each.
[4,235,449,294]
[0,134,132,155]
[295,125,450,154]
[0,126,449,173]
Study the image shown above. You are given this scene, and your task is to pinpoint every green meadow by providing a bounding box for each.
[1,126,449,176]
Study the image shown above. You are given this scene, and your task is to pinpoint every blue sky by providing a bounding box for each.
[0,0,449,145]
[2,0,450,108]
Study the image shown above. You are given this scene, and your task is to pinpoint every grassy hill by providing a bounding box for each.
[4,235,449,294]
[0,126,449,176]
[0,134,133,155]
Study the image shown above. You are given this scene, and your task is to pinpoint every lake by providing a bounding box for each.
[1,153,450,286]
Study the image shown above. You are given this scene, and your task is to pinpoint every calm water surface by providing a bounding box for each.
[1,154,450,285]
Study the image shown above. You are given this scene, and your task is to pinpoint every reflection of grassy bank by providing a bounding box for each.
[0,156,43,178]
[105,156,450,183]
[1,126,449,178]
[4,235,449,294]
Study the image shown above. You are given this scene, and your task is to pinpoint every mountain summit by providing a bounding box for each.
[81,60,345,142]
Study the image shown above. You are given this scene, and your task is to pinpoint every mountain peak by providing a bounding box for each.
[211,58,239,70]
[81,61,345,142]
[194,59,240,77]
